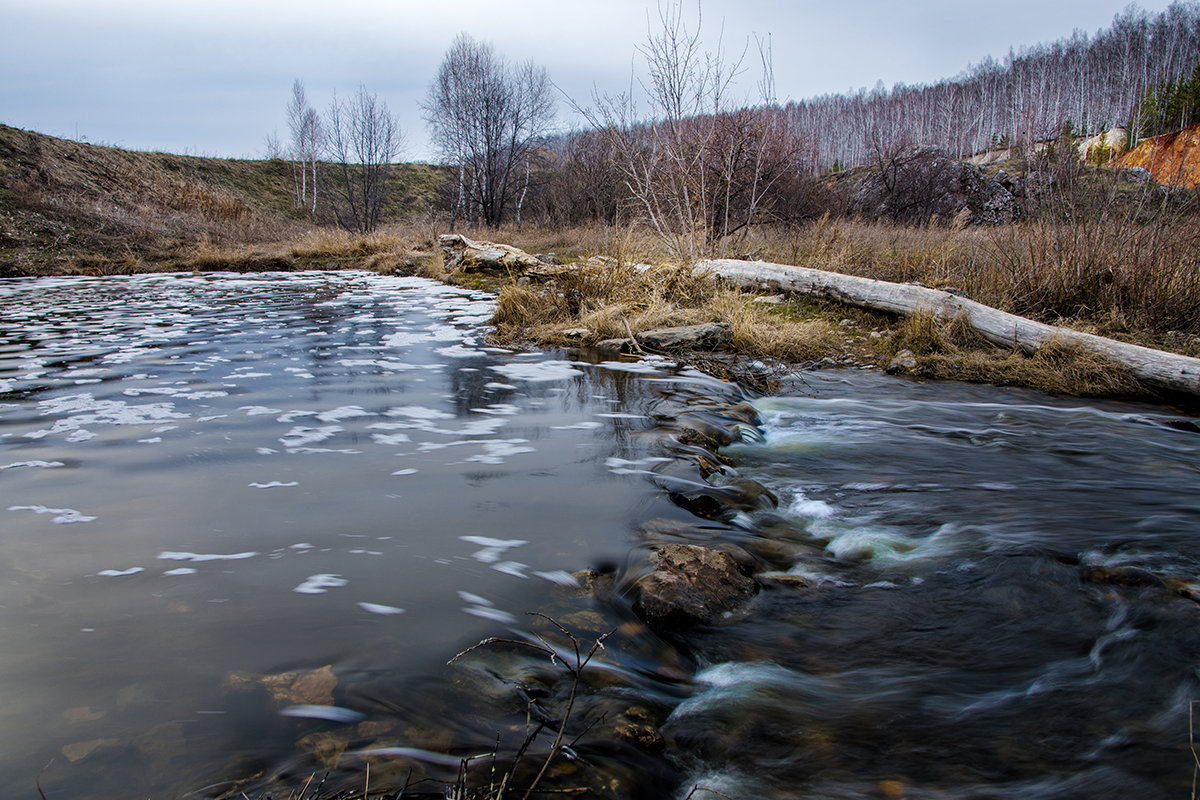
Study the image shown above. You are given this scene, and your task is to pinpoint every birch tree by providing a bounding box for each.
[287,80,322,213]
[424,34,556,228]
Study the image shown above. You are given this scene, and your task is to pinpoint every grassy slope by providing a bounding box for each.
[0,123,451,276]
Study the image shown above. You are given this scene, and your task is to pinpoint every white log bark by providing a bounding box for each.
[695,258,1200,397]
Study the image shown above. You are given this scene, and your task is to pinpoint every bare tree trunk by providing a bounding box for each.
[695,258,1200,397]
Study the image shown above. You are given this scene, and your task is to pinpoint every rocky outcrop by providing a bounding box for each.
[1116,123,1200,188]
[1077,126,1130,164]
[632,544,758,627]
[848,147,1019,225]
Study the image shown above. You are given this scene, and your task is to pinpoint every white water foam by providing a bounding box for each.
[96,567,144,577]
[490,361,584,382]
[357,602,405,615]
[9,505,96,524]
[157,551,258,562]
[461,536,529,563]
[294,574,348,594]
[0,461,65,471]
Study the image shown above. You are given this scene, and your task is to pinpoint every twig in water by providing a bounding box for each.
[1192,700,1199,800]
[36,759,52,800]
[684,786,738,800]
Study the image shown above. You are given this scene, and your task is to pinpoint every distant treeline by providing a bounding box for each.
[775,1,1200,170]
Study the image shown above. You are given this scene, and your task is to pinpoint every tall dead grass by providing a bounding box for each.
[748,205,1200,352]
[492,258,843,363]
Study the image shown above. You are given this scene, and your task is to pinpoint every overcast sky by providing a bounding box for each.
[0,0,1181,162]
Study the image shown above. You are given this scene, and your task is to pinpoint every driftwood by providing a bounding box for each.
[695,258,1200,398]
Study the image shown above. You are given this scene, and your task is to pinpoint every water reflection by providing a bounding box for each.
[0,271,698,800]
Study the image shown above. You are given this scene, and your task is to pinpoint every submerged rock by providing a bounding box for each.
[632,544,758,627]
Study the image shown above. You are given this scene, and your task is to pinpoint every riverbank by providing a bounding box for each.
[424,229,1198,411]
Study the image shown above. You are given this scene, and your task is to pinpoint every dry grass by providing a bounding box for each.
[482,214,1184,400]
[491,257,845,367]
[887,310,1145,396]
[748,207,1200,354]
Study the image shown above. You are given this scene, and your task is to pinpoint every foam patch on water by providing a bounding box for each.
[551,421,603,430]
[606,456,672,475]
[163,568,197,576]
[491,561,529,578]
[158,551,258,562]
[385,405,454,421]
[435,344,478,359]
[249,481,299,489]
[338,358,423,372]
[490,361,584,382]
[465,440,535,464]
[0,460,65,471]
[316,406,374,423]
[9,505,97,524]
[294,574,348,594]
[596,359,673,374]
[464,605,517,623]
[461,536,528,563]
[357,602,405,615]
[280,705,366,723]
[279,425,343,447]
[391,468,418,476]
[472,404,520,416]
[97,567,144,577]
[371,433,411,445]
[29,394,188,438]
[240,405,283,416]
[533,570,578,586]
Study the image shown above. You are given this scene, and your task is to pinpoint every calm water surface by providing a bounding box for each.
[2,271,1199,800]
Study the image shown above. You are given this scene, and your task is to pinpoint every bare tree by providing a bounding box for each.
[424,33,556,228]
[324,85,404,233]
[264,130,285,160]
[287,80,322,214]
[580,0,795,260]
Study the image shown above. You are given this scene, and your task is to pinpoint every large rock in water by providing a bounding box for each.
[632,544,758,627]
[848,146,1019,225]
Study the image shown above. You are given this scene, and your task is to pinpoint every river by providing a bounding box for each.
[1,271,1198,800]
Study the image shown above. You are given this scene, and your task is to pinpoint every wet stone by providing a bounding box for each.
[1080,564,1167,589]
[632,544,759,628]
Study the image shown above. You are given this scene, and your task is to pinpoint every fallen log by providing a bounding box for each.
[694,258,1200,398]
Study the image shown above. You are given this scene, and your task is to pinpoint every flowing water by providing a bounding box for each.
[1,271,1199,800]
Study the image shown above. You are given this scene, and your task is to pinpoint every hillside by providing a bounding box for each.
[0,124,451,276]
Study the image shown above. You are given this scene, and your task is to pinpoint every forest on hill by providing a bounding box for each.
[777,2,1200,171]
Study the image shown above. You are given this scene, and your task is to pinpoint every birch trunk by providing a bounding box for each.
[694,258,1200,397]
